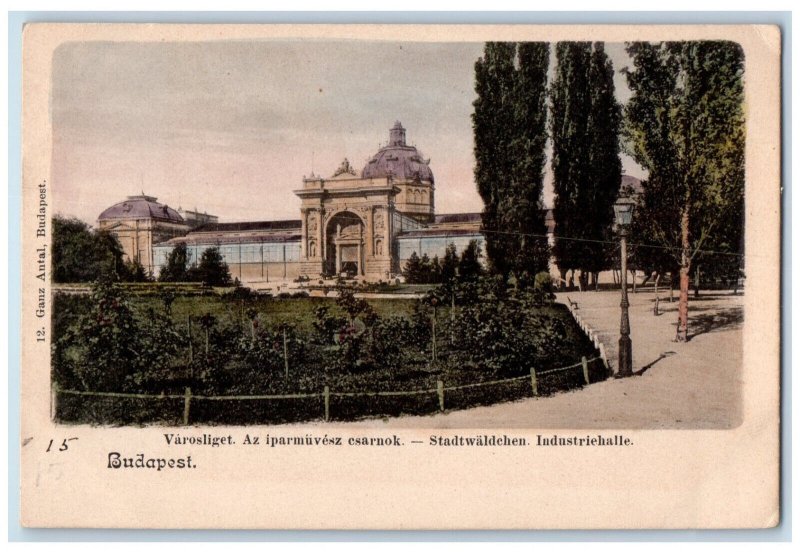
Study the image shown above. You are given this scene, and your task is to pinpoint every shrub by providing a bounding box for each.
[224,285,255,301]
[532,271,556,306]
[187,247,231,287]
[55,279,184,392]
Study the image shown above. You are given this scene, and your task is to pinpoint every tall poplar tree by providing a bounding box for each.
[550,42,622,289]
[549,42,592,286]
[473,42,517,277]
[624,41,745,341]
[473,42,550,280]
[583,43,623,285]
[504,42,551,276]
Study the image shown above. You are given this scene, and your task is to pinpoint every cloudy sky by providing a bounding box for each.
[52,40,645,225]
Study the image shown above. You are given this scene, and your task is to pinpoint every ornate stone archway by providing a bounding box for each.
[325,211,365,276]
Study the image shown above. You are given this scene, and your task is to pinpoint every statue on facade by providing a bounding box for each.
[332,158,357,177]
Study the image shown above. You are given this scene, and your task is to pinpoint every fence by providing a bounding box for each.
[53,356,603,425]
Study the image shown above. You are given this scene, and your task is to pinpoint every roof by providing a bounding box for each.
[398,228,484,239]
[99,195,185,223]
[191,220,301,233]
[361,122,434,182]
[434,213,482,224]
[154,232,301,248]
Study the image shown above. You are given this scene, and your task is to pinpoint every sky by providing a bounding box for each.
[51,40,645,225]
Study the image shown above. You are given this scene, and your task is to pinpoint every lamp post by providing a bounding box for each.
[613,197,636,378]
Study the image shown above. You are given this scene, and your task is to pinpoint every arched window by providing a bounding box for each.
[414,190,421,204]
[375,239,383,256]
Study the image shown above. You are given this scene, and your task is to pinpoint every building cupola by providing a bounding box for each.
[389,121,406,147]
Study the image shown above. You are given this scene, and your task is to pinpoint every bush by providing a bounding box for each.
[187,247,231,287]
[54,278,184,392]
[52,278,603,425]
[224,285,255,301]
[532,271,556,306]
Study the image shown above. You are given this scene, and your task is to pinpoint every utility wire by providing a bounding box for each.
[478,227,747,258]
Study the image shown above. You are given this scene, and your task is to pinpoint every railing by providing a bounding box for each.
[52,356,603,426]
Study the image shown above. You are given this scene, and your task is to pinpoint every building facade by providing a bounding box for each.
[294,122,439,280]
[103,122,631,285]
[148,121,490,284]
[98,194,193,274]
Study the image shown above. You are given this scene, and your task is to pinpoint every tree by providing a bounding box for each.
[458,240,484,282]
[122,258,152,283]
[402,251,424,284]
[549,42,622,289]
[429,255,443,284]
[473,42,550,279]
[159,242,189,282]
[440,243,459,285]
[504,42,552,277]
[623,41,745,341]
[190,247,231,287]
[52,215,127,282]
[583,43,623,286]
[550,42,592,286]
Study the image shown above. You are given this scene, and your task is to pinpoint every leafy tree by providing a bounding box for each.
[420,253,434,283]
[473,42,551,279]
[550,42,622,289]
[52,216,127,282]
[505,42,552,277]
[159,242,189,282]
[550,42,592,285]
[429,255,443,284]
[122,258,152,282]
[440,243,459,285]
[189,247,231,287]
[583,43,623,285]
[54,278,181,392]
[623,41,745,340]
[532,271,556,306]
[402,251,424,284]
[458,240,484,283]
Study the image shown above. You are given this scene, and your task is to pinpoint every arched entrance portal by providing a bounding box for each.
[325,211,365,277]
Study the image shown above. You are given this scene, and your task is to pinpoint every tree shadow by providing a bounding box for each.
[687,306,744,340]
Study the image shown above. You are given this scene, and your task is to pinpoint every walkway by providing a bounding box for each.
[335,288,744,429]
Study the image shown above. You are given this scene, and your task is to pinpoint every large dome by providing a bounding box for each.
[361,121,434,183]
[99,194,184,223]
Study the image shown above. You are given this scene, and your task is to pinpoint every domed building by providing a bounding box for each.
[143,122,486,283]
[292,121,480,280]
[98,194,192,274]
[361,121,435,223]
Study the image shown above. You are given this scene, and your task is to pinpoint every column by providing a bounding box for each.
[384,206,392,261]
[300,208,307,259]
[366,207,374,257]
[358,225,364,275]
[318,206,325,261]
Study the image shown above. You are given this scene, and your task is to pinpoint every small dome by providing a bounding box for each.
[99,194,184,223]
[361,122,434,182]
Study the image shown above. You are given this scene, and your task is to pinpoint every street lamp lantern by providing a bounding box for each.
[613,196,636,228]
[614,196,636,378]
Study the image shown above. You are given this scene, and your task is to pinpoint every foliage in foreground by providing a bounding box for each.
[52,277,599,423]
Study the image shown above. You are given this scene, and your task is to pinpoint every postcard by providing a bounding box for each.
[19,23,781,529]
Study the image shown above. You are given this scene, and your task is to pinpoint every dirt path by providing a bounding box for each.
[334,289,743,429]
